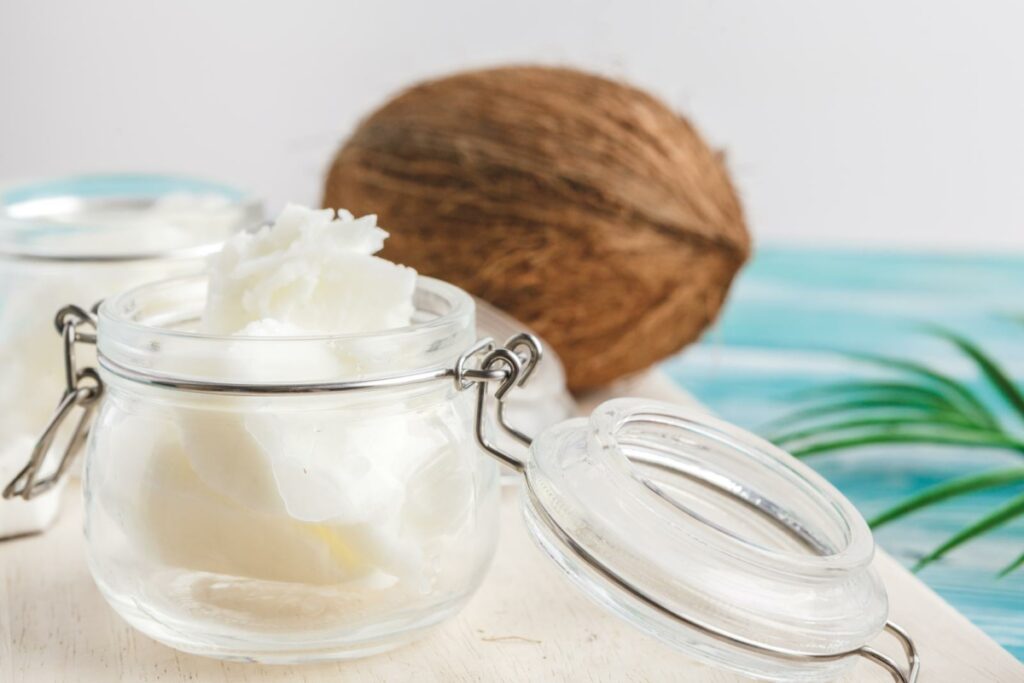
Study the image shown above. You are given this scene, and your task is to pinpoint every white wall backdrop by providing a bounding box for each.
[2,0,1022,251]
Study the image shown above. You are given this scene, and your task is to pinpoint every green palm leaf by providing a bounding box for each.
[764,399,970,435]
[790,431,1024,458]
[869,468,1024,528]
[772,416,994,447]
[842,351,999,428]
[928,327,1024,421]
[762,324,1024,573]
[914,492,1024,571]
[793,381,960,407]
[998,550,1024,578]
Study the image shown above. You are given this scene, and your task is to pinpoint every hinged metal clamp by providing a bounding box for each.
[460,333,542,473]
[3,304,103,500]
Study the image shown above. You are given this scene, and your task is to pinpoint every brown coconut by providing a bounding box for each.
[324,66,750,392]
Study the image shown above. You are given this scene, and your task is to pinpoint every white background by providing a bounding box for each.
[2,1,1022,251]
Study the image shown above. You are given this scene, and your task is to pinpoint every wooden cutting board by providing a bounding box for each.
[1,374,1021,682]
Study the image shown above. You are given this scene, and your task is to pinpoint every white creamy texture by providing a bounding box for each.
[201,204,416,335]
[123,205,476,593]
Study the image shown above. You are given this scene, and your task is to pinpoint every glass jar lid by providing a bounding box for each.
[520,397,915,682]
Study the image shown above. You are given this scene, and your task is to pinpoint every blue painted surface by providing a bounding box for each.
[662,246,1024,659]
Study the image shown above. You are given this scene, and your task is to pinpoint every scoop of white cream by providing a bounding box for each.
[201,204,416,335]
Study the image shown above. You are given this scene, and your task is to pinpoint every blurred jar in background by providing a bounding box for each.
[0,174,261,538]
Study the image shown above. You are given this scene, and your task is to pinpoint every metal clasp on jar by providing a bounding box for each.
[2,303,539,500]
[3,304,103,500]
[456,333,542,473]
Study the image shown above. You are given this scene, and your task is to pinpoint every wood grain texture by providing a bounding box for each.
[2,372,1021,682]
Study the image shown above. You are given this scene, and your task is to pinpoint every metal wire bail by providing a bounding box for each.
[3,304,103,500]
[496,333,543,447]
[858,621,921,683]
[524,459,921,682]
[469,333,543,473]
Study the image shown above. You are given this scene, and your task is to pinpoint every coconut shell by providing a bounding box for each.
[324,66,750,392]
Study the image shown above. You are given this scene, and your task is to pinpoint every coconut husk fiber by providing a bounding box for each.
[324,65,750,392]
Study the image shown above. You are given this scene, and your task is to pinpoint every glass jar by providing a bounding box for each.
[17,273,918,681]
[0,174,261,537]
[84,274,500,662]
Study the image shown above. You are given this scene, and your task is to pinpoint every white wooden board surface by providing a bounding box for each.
[0,482,1021,682]
[1,373,1021,681]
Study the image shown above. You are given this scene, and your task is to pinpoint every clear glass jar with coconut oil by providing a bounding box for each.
[84,274,499,662]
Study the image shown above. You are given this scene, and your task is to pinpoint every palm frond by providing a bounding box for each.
[927,326,1024,421]
[842,351,999,428]
[914,492,1024,571]
[791,431,1024,459]
[793,381,960,408]
[763,324,1024,573]
[870,468,1024,528]
[771,416,995,447]
[763,399,970,435]
[998,550,1024,578]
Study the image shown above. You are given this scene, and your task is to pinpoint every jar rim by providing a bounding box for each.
[98,273,475,343]
[588,400,875,573]
[0,173,262,262]
[95,273,478,388]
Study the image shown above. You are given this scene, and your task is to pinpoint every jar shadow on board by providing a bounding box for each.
[0,174,261,539]
[84,274,500,662]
